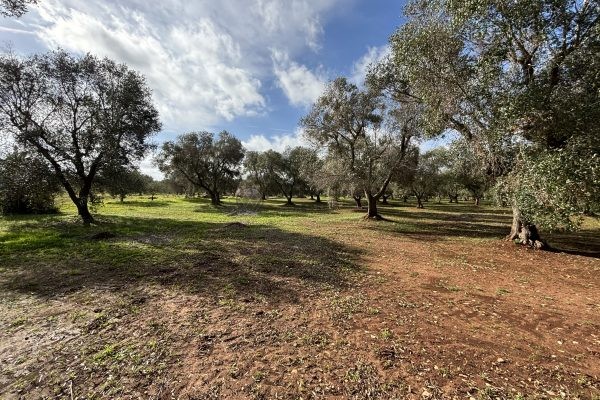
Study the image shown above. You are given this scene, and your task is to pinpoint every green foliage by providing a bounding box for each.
[390,0,600,232]
[97,166,149,202]
[157,131,244,205]
[0,150,60,214]
[0,50,161,223]
[497,139,600,232]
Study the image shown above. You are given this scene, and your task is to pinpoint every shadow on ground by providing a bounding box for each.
[371,202,600,258]
[0,215,363,301]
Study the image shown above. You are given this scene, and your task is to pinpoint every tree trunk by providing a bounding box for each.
[261,193,266,201]
[416,196,424,209]
[474,197,481,206]
[353,196,362,209]
[210,192,220,205]
[76,200,94,226]
[310,194,314,200]
[120,194,125,202]
[285,196,294,206]
[316,193,321,203]
[365,194,381,219]
[381,195,389,205]
[402,196,408,203]
[506,207,547,249]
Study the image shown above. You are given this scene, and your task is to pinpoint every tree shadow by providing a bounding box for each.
[114,200,173,207]
[0,215,364,303]
[367,205,600,257]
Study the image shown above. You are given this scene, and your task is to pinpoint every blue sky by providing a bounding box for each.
[0,0,417,177]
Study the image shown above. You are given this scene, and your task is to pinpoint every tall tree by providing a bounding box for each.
[0,50,161,224]
[157,131,244,206]
[390,0,600,247]
[295,147,325,202]
[243,150,275,200]
[263,148,304,206]
[301,77,420,219]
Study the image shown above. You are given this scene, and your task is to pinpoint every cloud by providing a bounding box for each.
[33,2,265,131]
[350,45,390,86]
[137,151,164,180]
[26,0,346,131]
[242,128,308,152]
[272,50,326,108]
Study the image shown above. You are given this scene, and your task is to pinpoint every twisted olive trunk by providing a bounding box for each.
[506,207,547,249]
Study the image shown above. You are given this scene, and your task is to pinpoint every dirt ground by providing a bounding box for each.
[1,200,599,399]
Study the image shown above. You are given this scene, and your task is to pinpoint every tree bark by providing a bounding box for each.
[381,195,389,205]
[285,196,294,206]
[506,207,547,249]
[76,199,94,226]
[210,192,220,205]
[416,196,424,209]
[474,197,481,206]
[316,193,321,203]
[365,193,381,219]
[353,196,362,209]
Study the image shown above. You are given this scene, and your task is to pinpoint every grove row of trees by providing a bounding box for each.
[1,0,598,249]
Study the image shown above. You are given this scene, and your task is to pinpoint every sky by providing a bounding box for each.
[0,0,449,178]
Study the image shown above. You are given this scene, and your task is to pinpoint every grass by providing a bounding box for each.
[1,194,599,399]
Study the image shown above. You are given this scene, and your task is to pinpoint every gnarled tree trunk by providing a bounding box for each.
[416,196,424,209]
[365,193,381,219]
[76,198,94,226]
[506,207,547,249]
[316,193,321,203]
[209,192,220,206]
[353,195,363,209]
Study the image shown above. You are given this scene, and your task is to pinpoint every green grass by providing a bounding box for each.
[0,195,364,298]
[0,195,597,298]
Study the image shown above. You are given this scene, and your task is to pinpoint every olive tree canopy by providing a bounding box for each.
[157,131,244,205]
[0,50,161,224]
[390,0,600,247]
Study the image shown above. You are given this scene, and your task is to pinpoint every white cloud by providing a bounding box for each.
[137,152,163,180]
[26,0,346,131]
[272,50,326,108]
[242,128,308,152]
[350,45,390,86]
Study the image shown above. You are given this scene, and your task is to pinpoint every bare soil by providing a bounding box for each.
[1,203,599,399]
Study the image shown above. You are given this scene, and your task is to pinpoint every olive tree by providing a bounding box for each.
[0,149,60,214]
[97,166,148,202]
[0,50,161,224]
[295,147,325,202]
[263,148,305,206]
[157,131,244,206]
[390,0,600,247]
[243,151,275,200]
[301,77,420,219]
